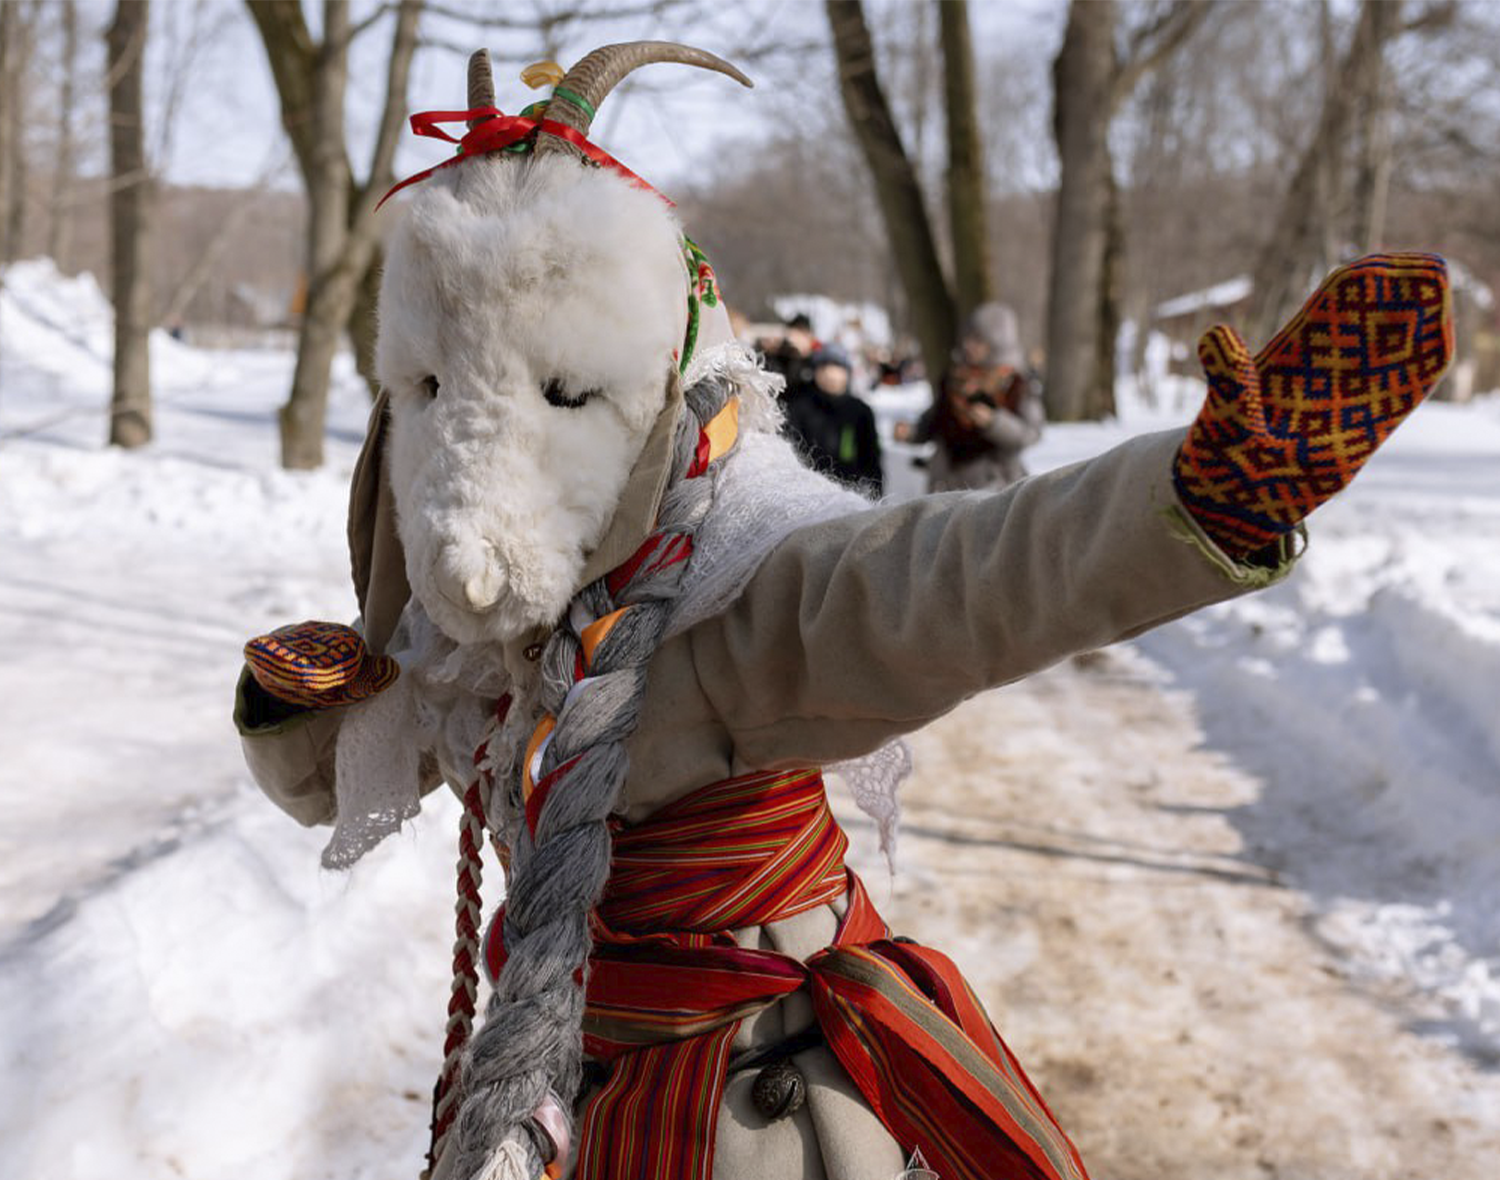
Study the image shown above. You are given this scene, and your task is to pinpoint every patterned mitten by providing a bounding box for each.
[1174,252,1452,558]
[244,620,399,709]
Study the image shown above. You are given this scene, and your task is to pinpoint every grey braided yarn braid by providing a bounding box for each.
[447,371,739,1180]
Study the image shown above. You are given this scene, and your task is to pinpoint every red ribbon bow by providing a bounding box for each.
[378,106,668,209]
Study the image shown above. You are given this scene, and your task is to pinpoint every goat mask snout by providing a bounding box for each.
[433,539,507,614]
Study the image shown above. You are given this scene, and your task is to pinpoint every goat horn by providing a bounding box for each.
[533,41,752,160]
[468,49,496,129]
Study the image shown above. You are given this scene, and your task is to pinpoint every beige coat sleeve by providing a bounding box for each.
[233,667,444,827]
[233,668,343,827]
[687,427,1298,770]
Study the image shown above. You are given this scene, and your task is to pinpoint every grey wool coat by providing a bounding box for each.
[236,392,1298,1180]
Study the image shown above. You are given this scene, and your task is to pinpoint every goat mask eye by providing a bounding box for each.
[542,378,595,409]
[421,375,440,399]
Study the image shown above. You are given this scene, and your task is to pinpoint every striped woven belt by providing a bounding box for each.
[484,768,1089,1180]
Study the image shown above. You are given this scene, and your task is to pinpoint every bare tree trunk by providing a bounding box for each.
[826,0,955,383]
[107,0,152,448]
[1314,0,1344,274]
[349,249,383,399]
[1045,0,1115,422]
[0,1,19,264]
[48,0,79,269]
[248,0,420,468]
[1247,0,1398,343]
[4,0,34,263]
[1091,168,1122,420]
[1351,0,1398,253]
[1046,0,1208,421]
[939,0,991,322]
[279,0,354,469]
[907,1,933,178]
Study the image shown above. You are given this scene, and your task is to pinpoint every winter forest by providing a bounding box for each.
[1,0,1499,1178]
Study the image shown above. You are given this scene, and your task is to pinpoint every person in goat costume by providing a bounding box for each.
[236,44,1454,1180]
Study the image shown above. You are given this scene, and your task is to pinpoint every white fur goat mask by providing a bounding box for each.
[376,155,689,647]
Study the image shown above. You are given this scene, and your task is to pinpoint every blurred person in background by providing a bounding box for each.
[901,302,1044,492]
[872,342,921,386]
[757,311,818,407]
[784,343,884,497]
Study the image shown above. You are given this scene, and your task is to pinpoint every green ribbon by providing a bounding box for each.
[551,86,597,120]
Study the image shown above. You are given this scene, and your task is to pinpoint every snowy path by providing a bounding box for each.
[841,650,1500,1180]
[2,263,1498,1178]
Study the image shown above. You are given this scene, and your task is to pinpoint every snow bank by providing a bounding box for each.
[0,790,461,1180]
[0,257,366,466]
[0,259,215,401]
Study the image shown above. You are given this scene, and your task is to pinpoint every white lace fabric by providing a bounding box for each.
[324,611,509,869]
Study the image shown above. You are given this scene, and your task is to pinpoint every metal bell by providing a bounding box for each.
[751,1060,806,1121]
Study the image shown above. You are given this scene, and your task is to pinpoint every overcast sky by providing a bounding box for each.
[101,0,1065,197]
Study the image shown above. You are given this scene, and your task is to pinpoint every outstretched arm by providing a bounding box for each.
[690,425,1287,770]
[692,253,1451,771]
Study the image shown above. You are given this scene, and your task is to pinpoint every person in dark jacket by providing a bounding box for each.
[784,344,884,497]
[758,313,817,408]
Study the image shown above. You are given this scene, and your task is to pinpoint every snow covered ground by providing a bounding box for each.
[1029,377,1500,1069]
[1,260,1497,1179]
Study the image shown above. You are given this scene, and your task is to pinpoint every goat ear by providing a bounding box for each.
[348,389,413,655]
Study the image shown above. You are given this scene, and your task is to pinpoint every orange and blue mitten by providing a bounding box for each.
[244,620,399,709]
[1174,252,1453,559]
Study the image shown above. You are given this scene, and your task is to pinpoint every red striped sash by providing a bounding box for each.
[483,769,1089,1180]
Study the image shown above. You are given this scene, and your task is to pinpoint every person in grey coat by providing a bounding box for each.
[913,303,1045,492]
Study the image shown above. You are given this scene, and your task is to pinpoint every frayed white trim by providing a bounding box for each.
[684,341,784,436]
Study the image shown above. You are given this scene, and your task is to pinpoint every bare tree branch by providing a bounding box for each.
[355,0,421,218]
[421,0,687,32]
[1401,0,1458,36]
[345,0,398,45]
[152,0,241,172]
[1112,0,1212,110]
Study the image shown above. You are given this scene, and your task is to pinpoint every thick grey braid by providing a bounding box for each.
[448,370,739,1180]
